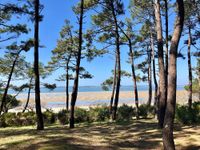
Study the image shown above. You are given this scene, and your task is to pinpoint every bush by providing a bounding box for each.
[74,107,89,123]
[0,111,36,127]
[117,104,134,121]
[43,109,56,124]
[176,102,200,125]
[138,104,155,118]
[89,105,110,122]
[57,109,69,125]
[0,94,20,112]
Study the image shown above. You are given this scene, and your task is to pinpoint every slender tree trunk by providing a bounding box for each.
[69,0,84,128]
[164,0,169,99]
[34,0,44,130]
[0,53,20,115]
[118,25,139,119]
[154,0,166,128]
[23,77,33,113]
[66,62,69,111]
[130,44,139,119]
[111,2,121,120]
[109,58,117,114]
[148,47,152,106]
[187,26,192,108]
[151,31,158,116]
[163,1,184,149]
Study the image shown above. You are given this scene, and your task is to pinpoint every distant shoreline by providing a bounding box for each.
[8,89,199,113]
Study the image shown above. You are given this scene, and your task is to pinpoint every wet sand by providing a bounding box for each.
[9,90,199,112]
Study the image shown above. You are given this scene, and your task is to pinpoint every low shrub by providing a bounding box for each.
[74,107,89,123]
[0,94,20,112]
[117,104,134,121]
[57,109,69,125]
[0,111,36,127]
[89,105,110,122]
[138,104,155,118]
[176,102,200,125]
[43,109,56,124]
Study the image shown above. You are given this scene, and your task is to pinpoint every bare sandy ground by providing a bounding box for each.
[9,90,199,112]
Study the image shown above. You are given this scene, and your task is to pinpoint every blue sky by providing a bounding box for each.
[2,0,199,87]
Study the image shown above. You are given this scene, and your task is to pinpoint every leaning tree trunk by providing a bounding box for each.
[187,26,192,109]
[109,58,117,114]
[154,0,167,128]
[163,0,184,149]
[0,53,20,115]
[147,47,152,106]
[34,0,44,130]
[69,0,84,128]
[111,2,121,121]
[118,24,139,119]
[23,77,33,113]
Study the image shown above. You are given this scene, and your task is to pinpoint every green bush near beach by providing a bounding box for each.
[89,105,110,122]
[175,102,200,125]
[0,94,20,112]
[43,109,56,125]
[117,104,134,121]
[138,104,155,118]
[57,109,69,125]
[1,103,199,127]
[0,111,36,127]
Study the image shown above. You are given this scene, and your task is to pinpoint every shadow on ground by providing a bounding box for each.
[0,119,199,150]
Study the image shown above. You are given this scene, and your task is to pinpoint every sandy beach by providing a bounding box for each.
[9,90,199,112]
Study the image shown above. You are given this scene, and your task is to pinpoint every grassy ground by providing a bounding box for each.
[0,119,199,150]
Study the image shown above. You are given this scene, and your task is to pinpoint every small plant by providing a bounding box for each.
[89,105,110,122]
[138,104,155,118]
[57,109,69,125]
[175,102,200,125]
[117,104,134,121]
[43,109,56,124]
[74,107,89,123]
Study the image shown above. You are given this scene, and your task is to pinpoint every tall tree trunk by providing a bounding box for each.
[34,0,44,130]
[69,0,84,128]
[164,0,169,98]
[148,47,152,106]
[109,58,117,114]
[154,0,166,128]
[111,2,121,121]
[66,62,69,111]
[0,53,20,115]
[163,0,184,149]
[130,43,139,119]
[151,31,158,116]
[23,77,33,113]
[118,25,139,119]
[187,26,192,108]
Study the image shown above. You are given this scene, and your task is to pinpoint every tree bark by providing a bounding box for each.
[23,77,33,113]
[69,0,84,128]
[118,25,139,119]
[151,31,158,116]
[109,58,117,114]
[66,62,69,111]
[163,0,184,149]
[0,53,20,115]
[164,0,169,98]
[148,47,152,106]
[34,0,44,130]
[154,0,166,128]
[187,26,192,109]
[111,1,121,121]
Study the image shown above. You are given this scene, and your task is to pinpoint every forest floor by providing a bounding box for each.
[0,119,199,150]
